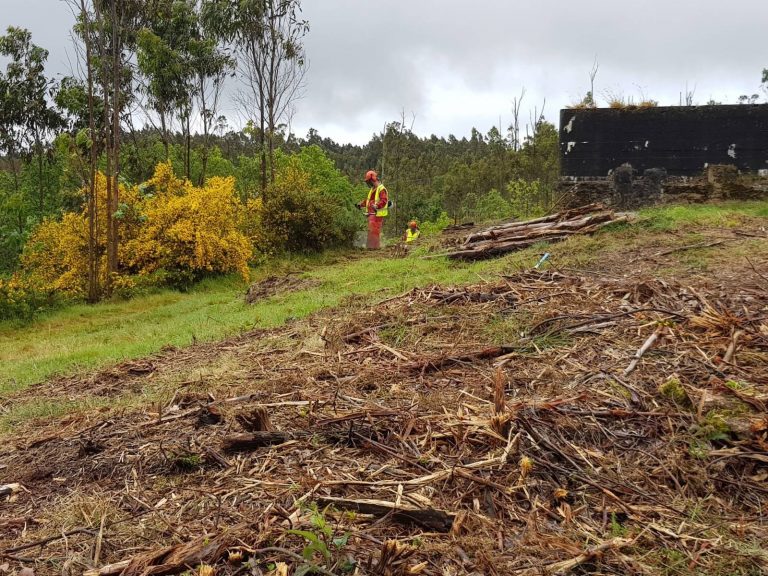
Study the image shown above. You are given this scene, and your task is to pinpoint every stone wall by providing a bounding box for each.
[560,165,768,209]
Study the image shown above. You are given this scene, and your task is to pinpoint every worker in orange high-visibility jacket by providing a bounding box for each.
[358,170,389,249]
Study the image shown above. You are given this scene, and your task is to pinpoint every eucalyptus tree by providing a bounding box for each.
[63,0,148,298]
[0,27,62,213]
[137,0,233,181]
[203,0,308,197]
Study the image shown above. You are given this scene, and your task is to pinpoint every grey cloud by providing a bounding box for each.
[296,0,768,141]
[2,0,767,143]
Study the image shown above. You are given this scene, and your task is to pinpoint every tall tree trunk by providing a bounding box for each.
[199,74,208,186]
[108,0,121,281]
[259,98,267,199]
[267,1,277,185]
[103,99,113,296]
[185,110,191,180]
[160,110,169,159]
[81,0,99,303]
[251,38,268,199]
[268,125,275,184]
[93,2,114,296]
[259,78,267,196]
[13,153,23,234]
[9,154,20,194]
[96,0,114,296]
[37,152,45,216]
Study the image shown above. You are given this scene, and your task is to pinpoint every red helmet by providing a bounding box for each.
[365,170,377,183]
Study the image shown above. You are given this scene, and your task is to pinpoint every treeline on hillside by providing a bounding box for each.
[111,117,560,235]
[0,0,559,320]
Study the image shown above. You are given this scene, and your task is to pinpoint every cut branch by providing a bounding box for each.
[315,496,454,532]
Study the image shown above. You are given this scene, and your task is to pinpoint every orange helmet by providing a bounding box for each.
[408,220,418,228]
[364,170,377,183]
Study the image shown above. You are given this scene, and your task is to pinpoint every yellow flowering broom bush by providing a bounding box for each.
[124,165,251,286]
[21,172,143,298]
[0,275,49,321]
[16,163,251,308]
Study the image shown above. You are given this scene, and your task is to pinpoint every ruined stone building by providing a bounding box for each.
[559,104,768,207]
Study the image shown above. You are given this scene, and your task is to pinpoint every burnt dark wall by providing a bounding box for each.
[560,105,768,177]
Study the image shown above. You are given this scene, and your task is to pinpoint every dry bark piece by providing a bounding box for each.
[316,496,454,532]
[221,432,298,453]
[547,537,633,575]
[624,327,664,376]
[0,484,21,500]
[235,406,274,432]
[196,405,224,427]
[83,533,233,576]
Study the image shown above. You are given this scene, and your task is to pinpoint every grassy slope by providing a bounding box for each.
[0,249,523,393]
[1,200,766,395]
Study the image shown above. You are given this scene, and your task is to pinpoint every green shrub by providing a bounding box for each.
[420,211,451,235]
[506,179,546,219]
[0,276,53,321]
[475,188,513,222]
[252,161,345,254]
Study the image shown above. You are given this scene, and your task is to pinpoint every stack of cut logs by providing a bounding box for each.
[447,204,628,260]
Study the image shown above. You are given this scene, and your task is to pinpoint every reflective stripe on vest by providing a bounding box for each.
[367,184,388,217]
[406,228,420,242]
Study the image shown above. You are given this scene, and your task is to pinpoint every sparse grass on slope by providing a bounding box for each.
[1,200,766,395]
[0,247,537,393]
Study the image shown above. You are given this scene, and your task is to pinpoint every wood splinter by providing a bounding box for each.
[0,483,22,500]
[623,327,664,376]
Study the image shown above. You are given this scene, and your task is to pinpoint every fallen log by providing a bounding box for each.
[464,211,615,247]
[447,235,570,260]
[315,496,454,532]
[221,432,299,453]
[463,203,605,244]
[448,210,627,261]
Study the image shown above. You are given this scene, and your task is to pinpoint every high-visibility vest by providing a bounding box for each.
[367,184,388,217]
[405,228,420,243]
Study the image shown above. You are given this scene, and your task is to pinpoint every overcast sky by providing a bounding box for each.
[2,0,767,144]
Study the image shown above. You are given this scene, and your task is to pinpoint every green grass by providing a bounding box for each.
[637,200,768,231]
[0,246,542,394]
